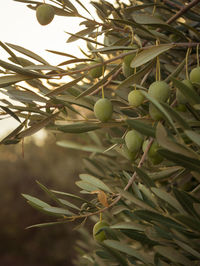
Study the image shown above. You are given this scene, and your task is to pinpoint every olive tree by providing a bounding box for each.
[1,0,200,265]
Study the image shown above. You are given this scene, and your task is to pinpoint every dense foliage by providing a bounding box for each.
[1,0,200,265]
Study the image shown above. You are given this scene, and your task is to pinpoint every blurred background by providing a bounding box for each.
[0,133,84,266]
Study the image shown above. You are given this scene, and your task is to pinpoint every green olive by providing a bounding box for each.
[122,62,134,78]
[94,98,113,122]
[149,103,163,121]
[189,67,200,84]
[148,141,163,165]
[143,140,163,165]
[125,130,144,153]
[122,144,138,161]
[36,4,55,26]
[148,81,170,102]
[123,50,136,67]
[128,90,144,107]
[93,220,108,242]
[89,58,104,78]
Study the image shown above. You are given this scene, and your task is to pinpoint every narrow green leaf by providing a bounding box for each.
[22,194,50,208]
[133,166,155,188]
[170,77,200,104]
[161,102,190,130]
[158,149,200,172]
[174,239,200,259]
[173,188,200,218]
[104,240,150,263]
[165,59,186,82]
[26,221,68,229]
[154,245,192,266]
[134,210,185,230]
[149,167,181,181]
[131,44,173,68]
[126,119,155,137]
[79,174,112,193]
[17,112,59,139]
[119,190,156,212]
[111,222,146,231]
[0,74,32,88]
[46,75,84,97]
[174,214,200,232]
[0,59,47,78]
[42,206,74,216]
[57,122,100,134]
[6,42,50,65]
[184,130,200,146]
[57,140,106,153]
[76,180,99,192]
[0,105,21,122]
[151,188,185,214]
[156,123,197,159]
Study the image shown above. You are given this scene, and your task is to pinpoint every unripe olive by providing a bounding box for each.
[189,67,200,84]
[89,58,104,78]
[148,141,163,165]
[122,62,134,78]
[123,52,136,67]
[176,79,193,104]
[148,81,170,102]
[122,144,138,161]
[93,220,108,242]
[36,4,55,26]
[149,103,163,121]
[128,90,144,107]
[125,130,144,153]
[143,140,163,165]
[94,98,113,122]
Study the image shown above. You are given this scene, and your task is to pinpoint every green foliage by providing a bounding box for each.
[1,0,200,265]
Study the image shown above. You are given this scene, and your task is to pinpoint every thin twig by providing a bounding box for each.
[167,0,200,24]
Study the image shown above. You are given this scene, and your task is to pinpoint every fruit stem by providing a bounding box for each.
[101,87,104,99]
[197,44,199,67]
[99,212,102,222]
[152,0,157,15]
[185,47,191,80]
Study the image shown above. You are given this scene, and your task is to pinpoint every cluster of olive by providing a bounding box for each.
[36,4,55,25]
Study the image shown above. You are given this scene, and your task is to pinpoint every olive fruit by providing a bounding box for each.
[94,98,113,122]
[123,51,136,67]
[122,145,138,161]
[128,90,144,107]
[148,141,163,165]
[176,79,193,104]
[148,81,170,102]
[189,67,200,84]
[36,4,55,26]
[89,58,104,78]
[122,62,134,78]
[149,103,163,121]
[143,140,163,165]
[125,130,144,153]
[93,220,108,242]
